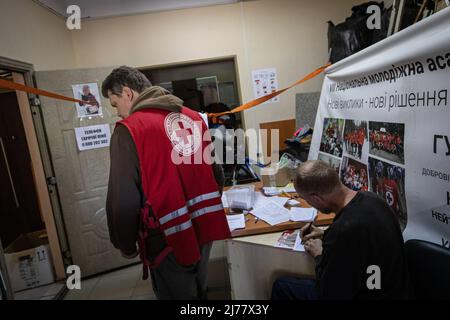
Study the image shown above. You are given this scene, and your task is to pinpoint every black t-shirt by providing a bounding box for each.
[315,191,411,299]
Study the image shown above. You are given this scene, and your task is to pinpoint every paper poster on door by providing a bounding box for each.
[72,82,103,118]
[75,124,111,151]
[252,68,279,103]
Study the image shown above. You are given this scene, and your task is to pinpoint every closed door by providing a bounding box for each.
[35,68,137,277]
[0,92,44,248]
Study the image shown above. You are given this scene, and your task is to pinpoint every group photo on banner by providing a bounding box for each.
[309,9,450,246]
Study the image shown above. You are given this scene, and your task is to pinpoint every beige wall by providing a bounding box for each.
[71,0,362,132]
[0,0,76,70]
[1,0,363,132]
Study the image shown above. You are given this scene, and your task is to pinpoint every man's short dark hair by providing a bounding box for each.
[101,66,152,98]
[294,160,341,195]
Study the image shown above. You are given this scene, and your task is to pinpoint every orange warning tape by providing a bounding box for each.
[0,78,86,105]
[208,63,330,118]
[0,63,329,113]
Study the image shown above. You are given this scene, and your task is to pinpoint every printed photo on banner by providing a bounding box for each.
[318,152,341,174]
[340,156,369,191]
[72,82,103,118]
[368,157,407,229]
[369,121,404,164]
[343,120,368,161]
[320,118,344,157]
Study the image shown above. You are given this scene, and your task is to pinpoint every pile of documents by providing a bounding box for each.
[262,183,297,196]
[222,188,318,229]
[226,214,246,231]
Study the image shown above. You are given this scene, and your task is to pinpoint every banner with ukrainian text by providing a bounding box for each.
[309,8,450,247]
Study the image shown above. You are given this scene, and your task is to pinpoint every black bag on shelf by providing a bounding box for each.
[328,1,391,63]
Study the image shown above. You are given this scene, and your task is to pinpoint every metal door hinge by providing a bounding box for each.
[29,97,41,107]
[46,176,57,186]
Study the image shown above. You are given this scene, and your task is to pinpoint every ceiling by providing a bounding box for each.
[34,0,245,20]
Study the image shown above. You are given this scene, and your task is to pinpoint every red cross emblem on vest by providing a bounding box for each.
[164,112,202,156]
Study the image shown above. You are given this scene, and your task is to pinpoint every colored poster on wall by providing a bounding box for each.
[309,9,450,247]
[252,68,279,103]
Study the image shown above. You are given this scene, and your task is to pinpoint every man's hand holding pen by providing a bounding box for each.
[300,222,325,258]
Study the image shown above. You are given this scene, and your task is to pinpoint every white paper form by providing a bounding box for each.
[226,214,246,231]
[250,201,290,226]
[289,207,317,222]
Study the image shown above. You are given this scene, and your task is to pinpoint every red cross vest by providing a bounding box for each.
[118,106,230,279]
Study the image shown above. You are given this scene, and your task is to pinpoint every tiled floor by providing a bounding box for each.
[13,242,230,300]
[64,264,157,300]
[14,282,66,300]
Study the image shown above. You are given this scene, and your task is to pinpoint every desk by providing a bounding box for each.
[226,182,334,238]
[223,182,333,299]
[225,233,316,299]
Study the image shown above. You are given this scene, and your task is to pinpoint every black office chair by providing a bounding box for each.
[405,239,450,299]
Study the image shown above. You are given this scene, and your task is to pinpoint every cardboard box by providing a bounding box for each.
[4,230,55,292]
[260,165,295,187]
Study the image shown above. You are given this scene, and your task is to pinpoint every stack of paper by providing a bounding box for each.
[280,183,296,193]
[287,199,300,206]
[289,207,317,222]
[226,214,246,231]
[254,192,289,208]
[250,200,290,226]
[221,193,229,208]
[262,187,280,196]
[262,184,297,196]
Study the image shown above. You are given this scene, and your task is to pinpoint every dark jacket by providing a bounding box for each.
[106,86,224,257]
[315,191,411,299]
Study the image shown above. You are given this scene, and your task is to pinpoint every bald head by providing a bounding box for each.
[294,160,341,195]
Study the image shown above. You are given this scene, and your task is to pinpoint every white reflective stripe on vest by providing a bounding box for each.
[186,191,221,208]
[191,203,224,219]
[159,206,189,225]
[164,220,192,237]
[158,191,221,225]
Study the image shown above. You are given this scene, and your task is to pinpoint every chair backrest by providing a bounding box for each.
[405,239,450,299]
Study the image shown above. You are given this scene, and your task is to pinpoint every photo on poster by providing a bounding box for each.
[340,156,369,191]
[319,118,344,157]
[72,82,103,118]
[368,157,407,229]
[251,68,279,104]
[318,152,341,174]
[368,121,404,164]
[343,120,368,161]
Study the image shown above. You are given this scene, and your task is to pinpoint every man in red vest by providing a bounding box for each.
[102,66,230,299]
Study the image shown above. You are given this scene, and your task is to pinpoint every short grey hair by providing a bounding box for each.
[294,160,341,195]
[101,66,151,97]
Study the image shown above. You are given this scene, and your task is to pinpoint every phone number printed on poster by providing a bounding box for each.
[75,124,111,151]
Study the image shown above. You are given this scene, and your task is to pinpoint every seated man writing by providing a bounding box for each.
[272,160,410,299]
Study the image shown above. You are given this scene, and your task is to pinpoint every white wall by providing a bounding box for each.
[0,0,76,70]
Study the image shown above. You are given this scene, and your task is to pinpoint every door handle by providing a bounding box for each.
[0,137,19,208]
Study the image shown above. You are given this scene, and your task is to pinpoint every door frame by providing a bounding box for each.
[0,56,66,280]
[0,237,13,299]
[138,55,246,128]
